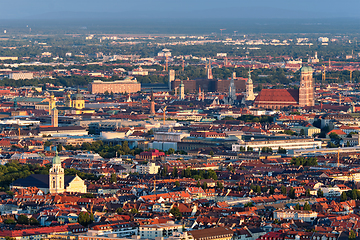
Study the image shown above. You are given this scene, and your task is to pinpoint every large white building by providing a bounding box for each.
[139,222,183,239]
[9,72,34,80]
[232,138,321,152]
[136,162,160,175]
[154,132,189,142]
[273,210,317,222]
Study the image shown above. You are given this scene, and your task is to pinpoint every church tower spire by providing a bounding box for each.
[245,69,255,101]
[180,80,185,100]
[299,66,314,107]
[150,89,155,115]
[207,59,213,79]
[49,151,65,194]
[228,72,236,105]
[49,92,56,115]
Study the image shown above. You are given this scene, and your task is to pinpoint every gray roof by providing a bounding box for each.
[11,174,76,189]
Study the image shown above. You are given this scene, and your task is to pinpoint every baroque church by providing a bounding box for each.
[254,66,314,109]
[56,89,95,115]
[11,152,87,194]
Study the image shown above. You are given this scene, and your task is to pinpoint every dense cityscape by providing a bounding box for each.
[0,10,360,240]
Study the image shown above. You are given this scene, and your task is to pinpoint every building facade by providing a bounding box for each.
[89,79,141,94]
[232,137,322,152]
[254,66,314,109]
[139,222,183,239]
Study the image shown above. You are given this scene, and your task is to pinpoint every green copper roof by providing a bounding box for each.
[52,151,61,165]
[301,66,313,72]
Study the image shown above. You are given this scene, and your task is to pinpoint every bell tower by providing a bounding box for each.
[65,91,72,108]
[245,69,255,101]
[49,93,56,115]
[49,151,64,194]
[299,66,314,107]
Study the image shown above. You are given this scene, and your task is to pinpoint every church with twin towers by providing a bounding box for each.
[167,64,314,109]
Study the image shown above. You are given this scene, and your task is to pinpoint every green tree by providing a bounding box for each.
[17,215,29,224]
[57,144,63,152]
[172,167,178,178]
[44,141,52,147]
[5,237,16,240]
[167,148,175,155]
[256,185,261,194]
[169,207,182,219]
[29,217,39,225]
[175,181,180,187]
[351,189,358,200]
[277,147,287,154]
[294,203,301,210]
[110,173,117,183]
[160,166,168,177]
[196,181,201,187]
[281,186,287,195]
[288,187,296,199]
[202,182,207,190]
[116,207,124,214]
[209,150,214,156]
[81,193,95,198]
[341,192,348,202]
[303,202,311,211]
[4,219,16,225]
[207,170,218,180]
[269,186,275,195]
[349,230,356,240]
[78,212,93,227]
[216,181,224,190]
[130,208,139,214]
[317,189,324,197]
[305,189,311,197]
[300,129,305,136]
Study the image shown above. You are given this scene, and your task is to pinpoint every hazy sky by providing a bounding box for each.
[1,0,359,19]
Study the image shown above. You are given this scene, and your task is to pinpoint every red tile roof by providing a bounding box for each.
[255,89,299,103]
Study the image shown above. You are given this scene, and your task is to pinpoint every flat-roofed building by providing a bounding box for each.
[154,132,189,142]
[9,72,34,80]
[232,137,321,152]
[139,222,183,239]
[274,210,317,222]
[89,78,141,94]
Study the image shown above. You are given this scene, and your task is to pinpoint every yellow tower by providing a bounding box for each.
[49,92,56,115]
[72,89,85,110]
[49,151,65,194]
[65,91,72,108]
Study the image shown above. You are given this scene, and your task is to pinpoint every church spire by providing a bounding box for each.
[245,68,255,101]
[49,150,64,194]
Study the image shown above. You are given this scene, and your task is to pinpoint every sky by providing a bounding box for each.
[1,0,360,20]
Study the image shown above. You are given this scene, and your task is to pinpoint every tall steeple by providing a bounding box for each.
[228,72,236,105]
[150,89,155,115]
[207,59,213,79]
[299,66,314,107]
[245,69,255,101]
[49,151,65,194]
[65,91,72,108]
[49,92,56,115]
[168,70,175,91]
[52,107,58,127]
[198,86,202,101]
[180,80,185,100]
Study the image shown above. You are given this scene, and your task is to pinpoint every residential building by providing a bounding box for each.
[139,222,182,239]
[273,210,317,222]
